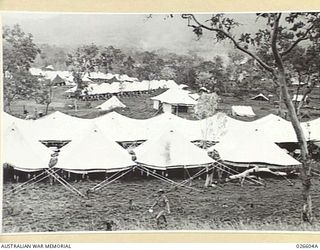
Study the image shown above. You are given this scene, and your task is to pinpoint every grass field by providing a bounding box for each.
[7,85,320,121]
[3,176,320,232]
[3,85,320,233]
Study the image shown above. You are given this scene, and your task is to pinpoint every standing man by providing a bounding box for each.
[204,164,214,187]
[48,150,59,185]
[149,189,171,228]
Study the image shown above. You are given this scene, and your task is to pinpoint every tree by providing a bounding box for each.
[160,66,177,80]
[194,92,220,120]
[4,71,39,112]
[285,44,320,117]
[3,24,41,111]
[194,92,227,187]
[34,44,68,70]
[195,71,216,92]
[34,78,53,115]
[195,57,231,93]
[66,44,100,110]
[182,12,320,223]
[134,51,165,80]
[99,46,126,73]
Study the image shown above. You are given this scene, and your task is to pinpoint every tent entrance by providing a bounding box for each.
[40,140,71,149]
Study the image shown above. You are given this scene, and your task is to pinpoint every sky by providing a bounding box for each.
[2,12,260,60]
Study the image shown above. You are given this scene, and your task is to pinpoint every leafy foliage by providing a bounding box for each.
[3,25,41,110]
[194,92,220,119]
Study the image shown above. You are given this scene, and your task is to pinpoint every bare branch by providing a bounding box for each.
[182,14,274,73]
[271,13,284,72]
[280,24,315,57]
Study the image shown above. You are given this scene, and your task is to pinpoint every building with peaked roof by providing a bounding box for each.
[51,74,66,86]
[151,88,197,114]
[134,129,215,170]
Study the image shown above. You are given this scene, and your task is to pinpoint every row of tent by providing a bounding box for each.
[3,123,214,173]
[30,68,139,86]
[82,72,138,82]
[65,80,180,96]
[3,110,320,144]
[3,111,319,174]
[30,68,75,86]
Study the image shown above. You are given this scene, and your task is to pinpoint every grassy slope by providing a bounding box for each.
[8,85,320,121]
[2,177,320,232]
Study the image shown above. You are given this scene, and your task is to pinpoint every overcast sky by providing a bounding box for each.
[2,12,260,59]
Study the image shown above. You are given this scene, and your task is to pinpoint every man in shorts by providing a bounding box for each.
[149,189,171,227]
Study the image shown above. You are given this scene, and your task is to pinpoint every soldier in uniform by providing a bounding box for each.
[149,189,171,227]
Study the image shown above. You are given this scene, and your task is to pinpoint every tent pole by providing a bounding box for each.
[5,171,46,195]
[185,167,192,186]
[137,166,200,192]
[92,168,133,192]
[45,169,85,197]
[176,167,205,188]
[5,169,61,195]
[91,170,123,191]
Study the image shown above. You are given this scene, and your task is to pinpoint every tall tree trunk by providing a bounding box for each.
[74,99,78,112]
[204,165,214,188]
[277,71,312,223]
[270,13,312,223]
[278,86,282,116]
[45,103,50,115]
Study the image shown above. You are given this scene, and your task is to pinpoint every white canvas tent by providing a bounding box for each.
[209,130,301,168]
[95,96,126,111]
[54,127,136,173]
[250,93,269,101]
[94,111,250,143]
[196,113,247,142]
[3,112,32,131]
[250,114,298,143]
[302,117,320,141]
[33,111,91,141]
[292,94,308,102]
[231,106,256,117]
[3,124,53,172]
[134,129,215,170]
[94,111,147,142]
